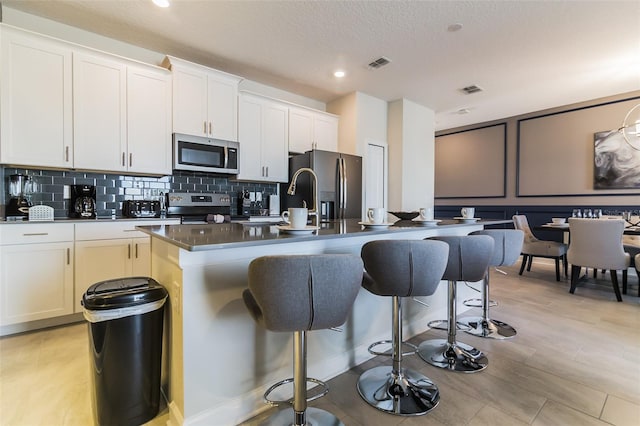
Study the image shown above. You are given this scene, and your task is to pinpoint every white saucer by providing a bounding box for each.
[412,218,441,226]
[546,223,568,227]
[454,217,480,223]
[358,221,393,228]
[276,225,319,234]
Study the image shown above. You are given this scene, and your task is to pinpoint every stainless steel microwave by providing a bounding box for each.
[173,133,239,174]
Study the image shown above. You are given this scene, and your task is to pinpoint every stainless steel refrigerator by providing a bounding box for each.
[282,150,362,220]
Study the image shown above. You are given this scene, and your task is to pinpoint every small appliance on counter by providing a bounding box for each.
[6,174,36,220]
[122,200,161,218]
[69,185,96,219]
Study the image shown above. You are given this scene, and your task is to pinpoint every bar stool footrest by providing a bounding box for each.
[368,340,417,357]
[462,298,498,308]
[263,377,328,406]
[427,319,472,331]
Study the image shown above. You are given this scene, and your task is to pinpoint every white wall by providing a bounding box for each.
[388,99,435,211]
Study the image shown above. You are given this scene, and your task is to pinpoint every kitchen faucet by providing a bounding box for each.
[287,167,319,224]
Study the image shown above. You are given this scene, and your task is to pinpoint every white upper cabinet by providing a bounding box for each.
[1,27,73,168]
[288,107,339,153]
[165,56,241,141]
[73,52,172,175]
[1,27,171,175]
[126,65,172,175]
[237,93,289,182]
[73,52,127,172]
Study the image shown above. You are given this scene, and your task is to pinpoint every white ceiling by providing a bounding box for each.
[4,0,639,131]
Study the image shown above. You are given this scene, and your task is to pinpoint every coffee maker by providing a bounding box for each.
[69,185,97,219]
[6,174,35,219]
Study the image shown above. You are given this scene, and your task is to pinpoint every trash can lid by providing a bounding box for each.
[82,277,168,310]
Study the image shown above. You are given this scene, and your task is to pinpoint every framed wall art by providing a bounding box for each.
[594,130,640,189]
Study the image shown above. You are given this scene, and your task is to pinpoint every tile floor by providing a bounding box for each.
[1,260,639,426]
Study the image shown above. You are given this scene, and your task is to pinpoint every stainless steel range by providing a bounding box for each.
[165,192,231,224]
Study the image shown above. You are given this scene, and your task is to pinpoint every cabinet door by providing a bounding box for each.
[0,243,74,325]
[261,101,289,182]
[207,74,239,141]
[237,95,264,181]
[172,66,208,136]
[313,113,339,152]
[74,239,132,311]
[288,108,314,154]
[127,66,172,175]
[1,29,72,168]
[73,53,126,171]
[131,238,151,276]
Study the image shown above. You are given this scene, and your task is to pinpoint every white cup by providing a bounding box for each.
[281,207,308,229]
[367,207,386,224]
[419,207,434,221]
[461,207,475,219]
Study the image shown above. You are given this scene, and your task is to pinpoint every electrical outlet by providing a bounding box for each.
[63,185,70,199]
[249,192,256,202]
[256,192,262,202]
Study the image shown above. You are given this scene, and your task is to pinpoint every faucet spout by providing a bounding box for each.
[287,167,320,223]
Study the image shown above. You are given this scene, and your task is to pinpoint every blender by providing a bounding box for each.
[7,174,35,219]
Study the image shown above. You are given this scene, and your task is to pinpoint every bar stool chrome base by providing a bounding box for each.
[263,377,328,406]
[458,316,516,339]
[258,406,344,426]
[357,366,440,416]
[427,319,471,331]
[417,339,488,373]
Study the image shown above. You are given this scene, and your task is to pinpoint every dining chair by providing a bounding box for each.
[512,215,567,281]
[622,239,639,296]
[567,218,630,302]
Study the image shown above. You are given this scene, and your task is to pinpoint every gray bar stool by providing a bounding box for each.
[243,254,363,426]
[459,229,524,339]
[357,239,449,416]
[417,235,493,373]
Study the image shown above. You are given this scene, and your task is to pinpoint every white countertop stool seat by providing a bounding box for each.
[459,229,524,339]
[242,254,363,426]
[513,214,568,281]
[417,235,493,373]
[567,218,630,302]
[357,240,449,416]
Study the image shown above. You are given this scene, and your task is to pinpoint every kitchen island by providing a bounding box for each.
[137,218,511,426]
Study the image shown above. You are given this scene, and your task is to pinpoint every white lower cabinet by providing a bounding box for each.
[0,224,74,326]
[74,220,173,312]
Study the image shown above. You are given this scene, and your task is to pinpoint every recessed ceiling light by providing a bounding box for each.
[334,70,346,78]
[448,23,463,32]
[457,108,470,115]
[152,0,170,8]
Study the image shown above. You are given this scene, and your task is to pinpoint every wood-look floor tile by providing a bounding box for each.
[600,395,640,426]
[532,400,610,426]
[467,404,529,426]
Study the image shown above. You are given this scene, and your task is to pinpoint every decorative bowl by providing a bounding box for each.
[389,211,420,220]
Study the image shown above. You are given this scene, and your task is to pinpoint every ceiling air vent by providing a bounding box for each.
[461,85,483,94]
[368,56,392,70]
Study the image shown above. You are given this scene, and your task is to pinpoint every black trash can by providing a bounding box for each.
[82,277,168,426]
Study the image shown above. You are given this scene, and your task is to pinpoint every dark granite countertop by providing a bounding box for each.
[136,218,513,252]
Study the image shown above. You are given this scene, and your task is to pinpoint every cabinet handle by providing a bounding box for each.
[123,229,137,232]
[128,244,131,259]
[67,248,70,265]
[129,153,133,167]
[23,232,48,236]
[65,146,69,162]
[204,121,207,134]
[122,152,126,167]
[266,166,269,177]
[209,121,212,135]
[135,243,139,258]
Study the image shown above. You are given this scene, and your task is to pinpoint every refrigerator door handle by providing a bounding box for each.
[338,157,345,218]
[341,157,348,217]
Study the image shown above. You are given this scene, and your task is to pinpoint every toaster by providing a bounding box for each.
[122,200,161,218]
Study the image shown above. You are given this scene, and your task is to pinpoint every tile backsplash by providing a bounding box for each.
[2,167,278,218]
